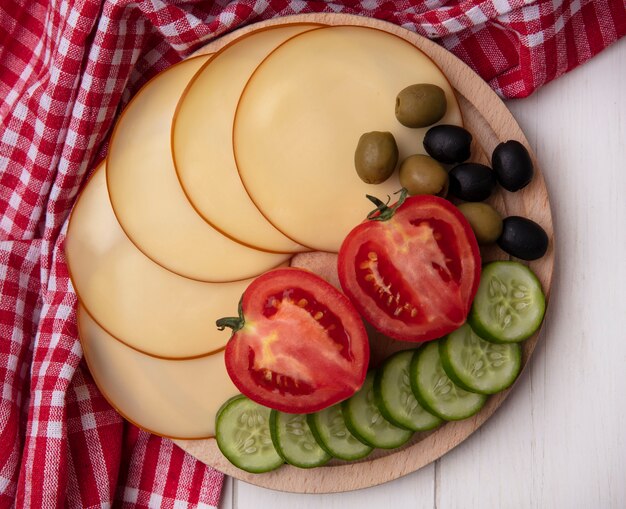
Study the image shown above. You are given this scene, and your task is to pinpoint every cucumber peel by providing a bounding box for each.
[440,324,522,394]
[215,395,284,473]
[469,261,545,343]
[307,404,373,461]
[269,410,331,469]
[342,372,413,449]
[410,342,486,421]
[374,350,442,431]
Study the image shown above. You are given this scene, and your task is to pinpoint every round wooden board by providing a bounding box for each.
[173,13,555,493]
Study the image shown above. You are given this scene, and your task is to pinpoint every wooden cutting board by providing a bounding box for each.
[174,13,555,493]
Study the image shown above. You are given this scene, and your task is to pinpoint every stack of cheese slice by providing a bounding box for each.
[66,23,462,439]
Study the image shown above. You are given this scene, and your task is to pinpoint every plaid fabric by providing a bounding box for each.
[0,0,624,507]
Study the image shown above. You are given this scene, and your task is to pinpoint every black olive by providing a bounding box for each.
[423,125,472,164]
[492,140,534,191]
[498,216,548,260]
[449,163,496,201]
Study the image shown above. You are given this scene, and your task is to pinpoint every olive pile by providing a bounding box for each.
[354,84,450,194]
[353,83,548,261]
[425,125,548,260]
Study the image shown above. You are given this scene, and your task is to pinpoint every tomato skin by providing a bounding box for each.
[338,195,481,343]
[222,268,369,414]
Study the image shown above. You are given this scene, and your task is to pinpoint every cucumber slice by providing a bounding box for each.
[410,342,487,421]
[215,395,284,473]
[469,261,546,343]
[307,404,373,461]
[269,410,331,468]
[342,372,413,449]
[374,350,443,431]
[440,324,522,394]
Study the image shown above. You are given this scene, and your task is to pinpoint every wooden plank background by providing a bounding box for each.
[216,35,626,509]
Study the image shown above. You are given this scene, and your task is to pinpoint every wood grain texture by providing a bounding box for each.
[175,13,555,494]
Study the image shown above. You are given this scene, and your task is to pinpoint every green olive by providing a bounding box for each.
[457,202,503,245]
[395,84,447,128]
[354,131,398,184]
[399,154,448,197]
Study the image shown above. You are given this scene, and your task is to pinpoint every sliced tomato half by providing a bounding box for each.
[218,268,369,414]
[338,193,481,343]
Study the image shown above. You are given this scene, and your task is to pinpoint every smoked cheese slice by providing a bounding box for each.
[234,26,463,252]
[65,164,279,359]
[107,55,290,281]
[78,306,238,438]
[173,25,318,253]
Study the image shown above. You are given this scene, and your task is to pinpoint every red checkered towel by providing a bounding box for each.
[1,1,624,507]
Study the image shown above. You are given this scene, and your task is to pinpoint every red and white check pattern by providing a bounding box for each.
[1,0,624,507]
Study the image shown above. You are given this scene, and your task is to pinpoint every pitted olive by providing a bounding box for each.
[492,140,534,191]
[354,131,399,184]
[423,125,472,164]
[395,84,447,128]
[399,155,448,197]
[457,202,503,245]
[449,163,496,201]
[498,216,548,260]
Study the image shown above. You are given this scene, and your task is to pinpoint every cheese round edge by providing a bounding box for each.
[107,55,291,281]
[78,306,238,439]
[233,26,463,252]
[172,25,320,253]
[65,163,283,359]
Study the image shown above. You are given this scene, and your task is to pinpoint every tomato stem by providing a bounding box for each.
[366,188,408,221]
[216,298,245,333]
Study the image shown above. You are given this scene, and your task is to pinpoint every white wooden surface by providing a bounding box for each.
[217,37,626,509]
